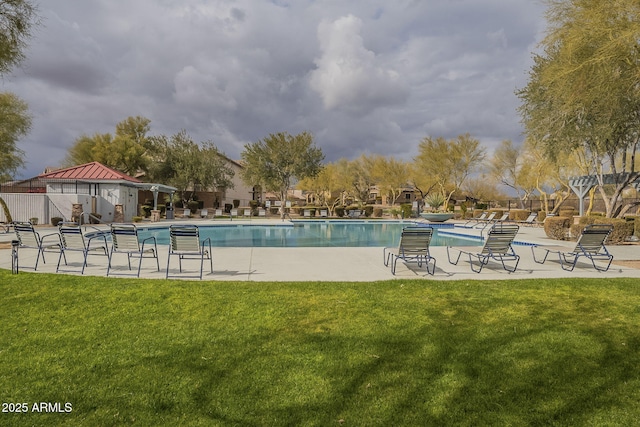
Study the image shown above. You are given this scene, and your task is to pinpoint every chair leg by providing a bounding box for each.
[107,247,114,276]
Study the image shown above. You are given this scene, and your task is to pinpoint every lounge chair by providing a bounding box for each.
[200,209,208,219]
[56,224,109,274]
[1,221,13,233]
[463,211,488,227]
[182,208,191,219]
[166,224,213,279]
[107,224,160,277]
[230,208,238,218]
[384,227,436,275]
[475,211,497,227]
[13,221,64,270]
[244,208,251,218]
[258,208,266,217]
[531,224,614,272]
[516,212,538,226]
[320,209,328,218]
[447,224,520,273]
[494,213,510,223]
[303,209,312,218]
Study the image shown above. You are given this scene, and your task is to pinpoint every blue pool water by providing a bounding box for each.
[137,221,482,248]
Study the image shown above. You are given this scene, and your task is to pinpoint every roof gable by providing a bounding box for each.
[38,162,141,183]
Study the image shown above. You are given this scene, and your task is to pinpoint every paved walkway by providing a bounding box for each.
[1,219,639,281]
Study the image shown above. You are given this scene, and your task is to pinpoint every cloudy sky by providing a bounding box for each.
[5,0,548,179]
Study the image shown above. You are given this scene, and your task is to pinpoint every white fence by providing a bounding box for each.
[0,193,89,224]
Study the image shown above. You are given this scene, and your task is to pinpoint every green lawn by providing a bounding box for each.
[1,270,640,426]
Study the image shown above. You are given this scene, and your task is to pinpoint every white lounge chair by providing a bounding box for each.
[107,224,160,277]
[447,224,520,273]
[183,208,191,218]
[320,210,328,218]
[56,224,109,274]
[166,225,213,279]
[13,221,63,270]
[384,227,436,275]
[200,209,208,219]
[531,224,614,271]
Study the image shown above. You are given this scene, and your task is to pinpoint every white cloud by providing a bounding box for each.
[309,14,410,115]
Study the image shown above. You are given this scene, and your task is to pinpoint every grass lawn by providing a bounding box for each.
[1,269,640,426]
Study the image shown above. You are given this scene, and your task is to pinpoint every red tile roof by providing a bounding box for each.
[38,162,142,183]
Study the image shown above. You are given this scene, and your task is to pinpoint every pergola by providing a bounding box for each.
[136,183,178,210]
[569,173,640,216]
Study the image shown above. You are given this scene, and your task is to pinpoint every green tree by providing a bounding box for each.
[298,159,359,215]
[518,0,640,217]
[147,130,234,204]
[414,134,486,209]
[488,140,537,209]
[370,155,410,206]
[0,92,30,181]
[0,0,39,220]
[241,132,324,218]
[64,116,152,175]
[0,0,38,76]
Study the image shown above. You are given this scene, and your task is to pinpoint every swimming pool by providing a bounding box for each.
[137,221,482,248]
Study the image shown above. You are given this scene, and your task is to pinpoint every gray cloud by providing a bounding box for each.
[3,0,547,178]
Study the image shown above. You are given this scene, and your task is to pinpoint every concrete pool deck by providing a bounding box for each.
[1,219,639,281]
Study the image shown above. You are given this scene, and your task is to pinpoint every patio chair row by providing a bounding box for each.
[12,222,213,279]
[384,223,614,275]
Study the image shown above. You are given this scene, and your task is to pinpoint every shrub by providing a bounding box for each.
[233,199,240,208]
[140,205,152,218]
[571,216,634,244]
[132,216,143,222]
[460,202,468,218]
[335,206,345,217]
[544,216,571,240]
[373,207,383,218]
[29,217,38,225]
[187,200,200,212]
[424,193,445,211]
[51,217,63,226]
[559,208,577,217]
[364,205,374,217]
[509,210,530,221]
[400,204,413,218]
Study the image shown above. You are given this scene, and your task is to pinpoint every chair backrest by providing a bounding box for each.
[497,213,509,222]
[304,210,311,217]
[111,224,140,252]
[398,227,434,255]
[170,225,201,253]
[183,208,191,218]
[573,224,613,254]
[485,212,497,221]
[481,224,519,255]
[200,209,208,218]
[59,225,87,250]
[476,212,488,220]
[14,222,39,247]
[215,209,223,217]
[524,212,537,223]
